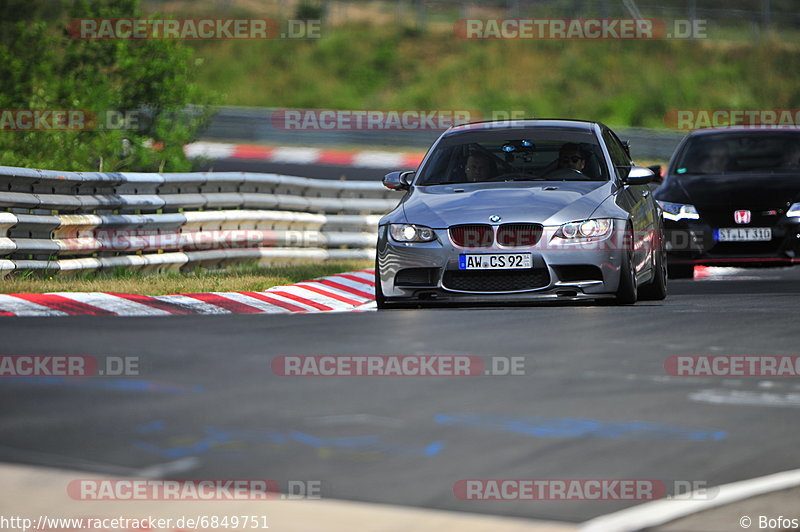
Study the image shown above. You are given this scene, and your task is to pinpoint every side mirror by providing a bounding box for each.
[647,165,663,183]
[624,166,655,185]
[383,170,414,190]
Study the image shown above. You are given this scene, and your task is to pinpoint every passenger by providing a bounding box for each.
[695,143,729,174]
[557,143,587,173]
[464,151,497,181]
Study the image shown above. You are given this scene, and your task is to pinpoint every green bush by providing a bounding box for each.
[0,0,214,172]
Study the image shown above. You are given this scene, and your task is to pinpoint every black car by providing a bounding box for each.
[654,127,800,278]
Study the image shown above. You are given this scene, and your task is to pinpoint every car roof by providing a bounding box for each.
[443,119,601,137]
[686,126,800,137]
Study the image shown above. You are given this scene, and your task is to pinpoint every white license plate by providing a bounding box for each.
[715,227,772,242]
[459,253,532,270]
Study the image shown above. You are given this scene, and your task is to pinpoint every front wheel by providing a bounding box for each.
[639,248,667,301]
[615,228,638,305]
[374,259,388,309]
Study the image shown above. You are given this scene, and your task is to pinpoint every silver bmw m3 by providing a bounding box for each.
[375,119,667,307]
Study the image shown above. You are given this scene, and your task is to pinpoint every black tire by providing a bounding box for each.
[374,261,388,309]
[639,248,668,301]
[668,264,695,279]
[615,227,638,305]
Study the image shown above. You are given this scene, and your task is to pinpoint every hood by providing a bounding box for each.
[660,172,800,209]
[400,181,613,227]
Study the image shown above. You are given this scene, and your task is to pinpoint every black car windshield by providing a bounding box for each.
[674,131,800,175]
[415,128,609,185]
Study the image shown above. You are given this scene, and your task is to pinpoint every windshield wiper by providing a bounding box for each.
[493,173,545,181]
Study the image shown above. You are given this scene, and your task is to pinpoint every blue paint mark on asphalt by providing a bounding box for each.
[134,424,445,459]
[433,414,726,441]
[3,376,204,394]
[424,441,446,456]
[289,431,380,449]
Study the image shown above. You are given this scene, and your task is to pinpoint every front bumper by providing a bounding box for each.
[664,218,800,267]
[376,221,633,303]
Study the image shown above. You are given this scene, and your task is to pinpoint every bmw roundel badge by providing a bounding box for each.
[489,215,501,222]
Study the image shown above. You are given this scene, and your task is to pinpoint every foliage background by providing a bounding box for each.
[0,0,212,172]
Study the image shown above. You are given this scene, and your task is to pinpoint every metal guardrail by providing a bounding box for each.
[200,107,686,160]
[0,166,394,277]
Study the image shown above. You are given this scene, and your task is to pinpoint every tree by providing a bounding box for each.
[0,0,213,172]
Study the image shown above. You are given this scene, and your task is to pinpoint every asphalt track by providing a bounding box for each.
[2,266,800,524]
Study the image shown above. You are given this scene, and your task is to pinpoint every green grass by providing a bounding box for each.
[183,23,800,130]
[0,260,372,295]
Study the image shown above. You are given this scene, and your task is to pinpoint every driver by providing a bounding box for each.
[781,141,800,168]
[557,143,587,172]
[695,142,729,174]
[464,151,497,182]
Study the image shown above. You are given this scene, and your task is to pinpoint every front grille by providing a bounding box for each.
[496,223,543,247]
[700,208,784,228]
[395,268,439,286]
[449,224,494,248]
[442,269,550,292]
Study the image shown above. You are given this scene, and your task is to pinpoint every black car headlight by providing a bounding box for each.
[389,224,436,242]
[553,218,613,241]
[787,202,800,218]
[657,201,700,221]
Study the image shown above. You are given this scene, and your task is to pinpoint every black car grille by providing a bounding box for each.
[449,224,493,248]
[699,207,785,228]
[496,223,543,247]
[442,269,550,292]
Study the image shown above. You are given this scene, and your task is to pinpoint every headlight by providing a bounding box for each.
[389,224,436,242]
[787,202,800,218]
[554,218,613,240]
[657,201,700,221]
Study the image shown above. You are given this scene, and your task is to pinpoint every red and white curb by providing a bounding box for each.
[185,141,424,168]
[0,270,376,317]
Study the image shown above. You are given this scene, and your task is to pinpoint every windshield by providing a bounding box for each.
[416,129,609,185]
[674,132,800,175]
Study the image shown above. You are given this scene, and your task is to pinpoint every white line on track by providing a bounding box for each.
[581,467,800,532]
[689,389,800,407]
